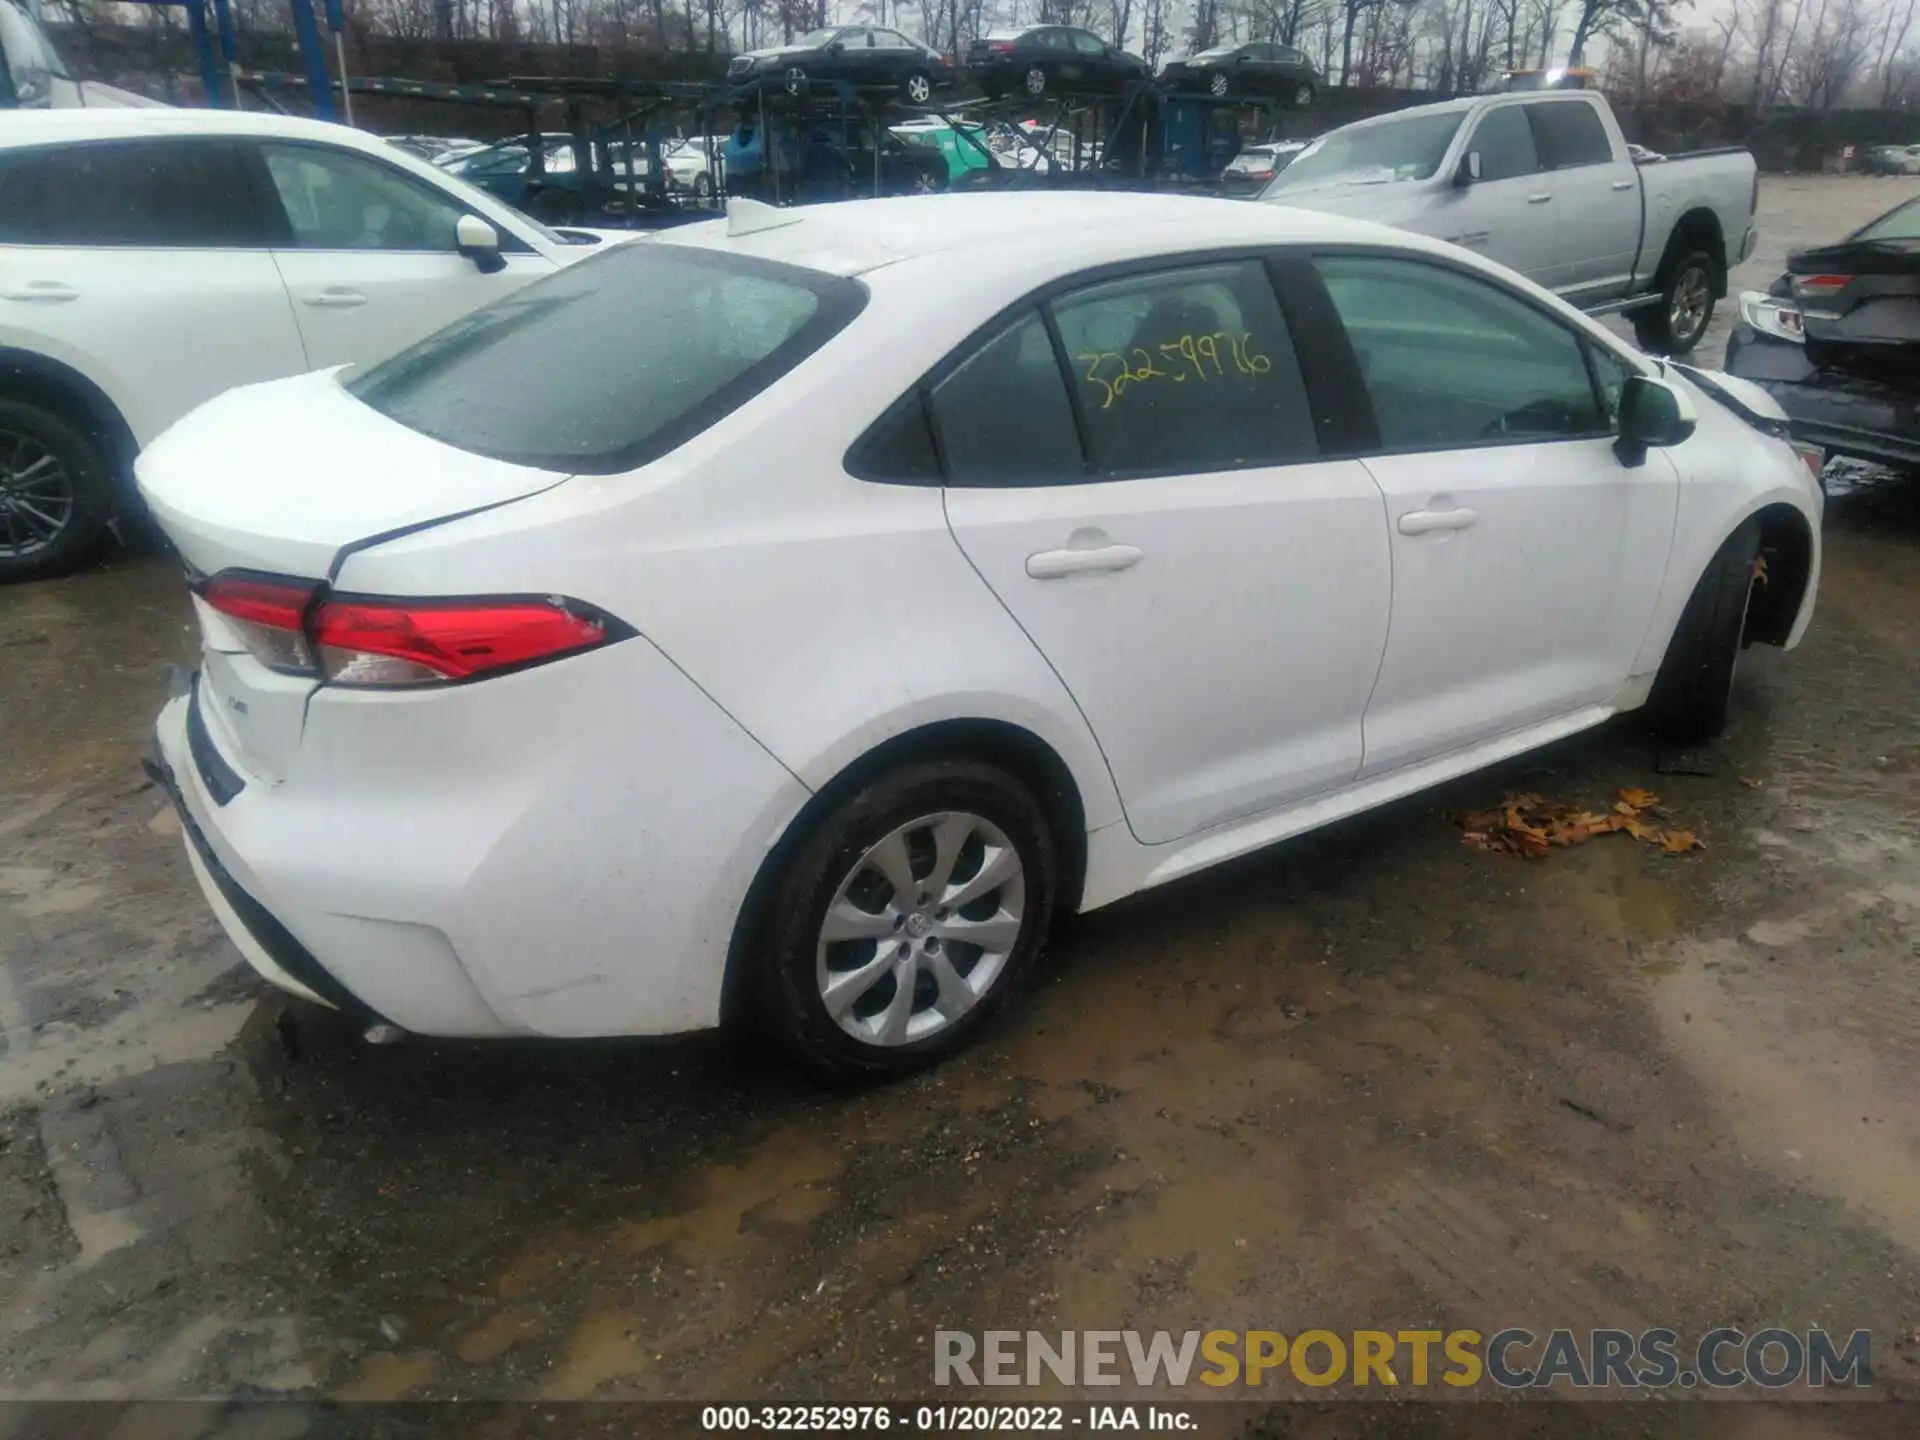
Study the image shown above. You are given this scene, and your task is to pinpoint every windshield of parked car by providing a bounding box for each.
[347,245,866,474]
[1264,110,1464,192]
[422,156,569,246]
[1854,198,1920,242]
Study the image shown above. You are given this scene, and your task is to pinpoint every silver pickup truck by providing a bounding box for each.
[1262,90,1759,355]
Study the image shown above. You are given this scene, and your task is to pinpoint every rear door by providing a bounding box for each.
[1312,252,1675,775]
[938,256,1393,845]
[1527,97,1640,301]
[246,139,556,371]
[0,136,306,446]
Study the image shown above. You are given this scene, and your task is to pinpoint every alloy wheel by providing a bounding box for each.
[814,811,1026,1047]
[1209,71,1229,95]
[785,66,807,95]
[1670,264,1711,345]
[1025,66,1047,96]
[0,429,74,559]
[906,72,932,103]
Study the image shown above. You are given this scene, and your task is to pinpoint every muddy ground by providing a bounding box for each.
[1,176,1917,1432]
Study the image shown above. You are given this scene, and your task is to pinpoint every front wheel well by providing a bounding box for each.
[0,350,138,488]
[719,719,1090,1028]
[1744,502,1816,646]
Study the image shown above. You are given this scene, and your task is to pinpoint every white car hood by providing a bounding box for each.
[1671,364,1789,424]
[136,369,570,580]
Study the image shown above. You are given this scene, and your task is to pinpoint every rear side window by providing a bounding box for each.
[927,310,1083,486]
[348,245,866,474]
[1528,100,1613,169]
[0,140,265,247]
[1050,260,1318,474]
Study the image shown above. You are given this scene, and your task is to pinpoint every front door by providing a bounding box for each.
[249,141,555,371]
[937,258,1393,845]
[1312,253,1677,776]
[1443,101,1558,285]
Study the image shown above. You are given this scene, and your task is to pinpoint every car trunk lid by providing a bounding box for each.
[138,368,570,785]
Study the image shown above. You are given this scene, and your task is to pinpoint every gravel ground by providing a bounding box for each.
[0,175,1917,1431]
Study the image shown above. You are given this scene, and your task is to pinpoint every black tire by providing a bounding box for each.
[785,65,807,96]
[1632,248,1718,356]
[1208,71,1230,96]
[693,172,713,201]
[1292,81,1315,107]
[1646,518,1760,741]
[902,68,933,104]
[751,759,1059,1082]
[1023,65,1048,97]
[0,397,115,585]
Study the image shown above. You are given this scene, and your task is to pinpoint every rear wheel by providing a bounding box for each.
[1208,71,1230,96]
[752,759,1058,1081]
[903,68,933,103]
[1291,81,1315,107]
[1632,249,1718,355]
[1646,518,1761,741]
[0,398,114,585]
[785,65,808,95]
[1024,65,1048,97]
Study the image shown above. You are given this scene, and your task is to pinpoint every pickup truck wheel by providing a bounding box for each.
[1646,518,1760,741]
[0,399,114,585]
[1633,249,1718,355]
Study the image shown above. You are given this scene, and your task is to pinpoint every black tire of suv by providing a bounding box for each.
[751,759,1058,1083]
[0,398,114,585]
[1646,518,1761,742]
[1632,248,1719,356]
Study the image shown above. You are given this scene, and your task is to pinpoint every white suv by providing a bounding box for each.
[0,108,624,582]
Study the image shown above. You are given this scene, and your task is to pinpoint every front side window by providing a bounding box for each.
[348,245,865,473]
[1050,260,1318,474]
[1265,110,1464,191]
[1315,254,1607,449]
[261,144,466,252]
[1528,99,1612,169]
[928,310,1083,486]
[871,28,913,48]
[0,140,263,246]
[1466,105,1541,181]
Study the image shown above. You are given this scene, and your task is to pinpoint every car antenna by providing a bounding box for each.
[726,198,805,237]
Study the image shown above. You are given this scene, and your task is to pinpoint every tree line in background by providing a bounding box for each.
[44,0,1920,108]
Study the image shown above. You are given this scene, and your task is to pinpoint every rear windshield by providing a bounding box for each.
[346,243,866,474]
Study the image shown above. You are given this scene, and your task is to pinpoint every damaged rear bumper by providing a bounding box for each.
[1724,324,1920,470]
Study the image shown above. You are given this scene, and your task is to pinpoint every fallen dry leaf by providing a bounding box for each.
[1453,788,1702,860]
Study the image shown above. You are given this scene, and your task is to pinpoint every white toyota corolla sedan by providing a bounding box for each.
[142,193,1823,1079]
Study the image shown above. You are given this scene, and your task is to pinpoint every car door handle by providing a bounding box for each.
[1398,507,1478,535]
[1527,192,1553,204]
[1611,179,1635,190]
[1026,543,1144,579]
[301,288,369,308]
[1,281,79,303]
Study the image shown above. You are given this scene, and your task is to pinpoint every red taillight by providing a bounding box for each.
[1796,273,1850,292]
[314,595,617,686]
[196,571,627,687]
[988,40,1014,53]
[201,573,319,673]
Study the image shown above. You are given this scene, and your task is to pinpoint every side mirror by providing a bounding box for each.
[455,213,507,274]
[1453,150,1481,186]
[1614,373,1697,464]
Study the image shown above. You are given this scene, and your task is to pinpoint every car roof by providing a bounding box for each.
[0,106,393,152]
[659,191,1440,279]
